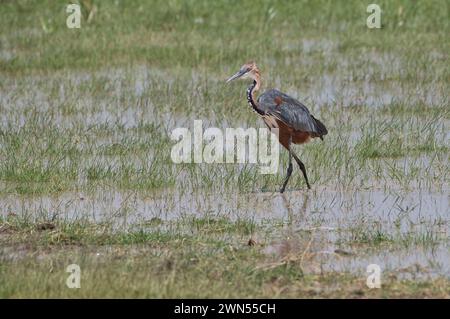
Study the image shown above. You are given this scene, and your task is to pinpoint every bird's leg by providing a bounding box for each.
[280,137,293,193]
[292,153,311,189]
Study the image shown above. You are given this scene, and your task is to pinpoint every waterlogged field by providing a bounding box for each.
[0,1,449,298]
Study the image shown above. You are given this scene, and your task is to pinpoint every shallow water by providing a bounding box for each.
[264,236,450,279]
[1,187,447,225]
[1,187,448,277]
[0,60,448,279]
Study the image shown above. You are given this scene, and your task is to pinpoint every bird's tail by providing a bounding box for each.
[311,116,328,140]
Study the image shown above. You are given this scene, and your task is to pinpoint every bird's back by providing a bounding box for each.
[258,89,328,138]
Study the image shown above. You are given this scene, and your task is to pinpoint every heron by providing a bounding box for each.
[226,62,328,193]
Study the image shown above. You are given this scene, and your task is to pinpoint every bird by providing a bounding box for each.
[226,62,328,193]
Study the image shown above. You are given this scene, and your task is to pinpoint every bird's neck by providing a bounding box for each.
[247,77,264,115]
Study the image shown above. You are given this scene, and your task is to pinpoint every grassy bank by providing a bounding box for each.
[0,0,448,298]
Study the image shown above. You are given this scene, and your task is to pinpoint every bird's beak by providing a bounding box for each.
[226,69,246,83]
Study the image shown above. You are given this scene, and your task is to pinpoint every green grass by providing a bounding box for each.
[3,245,449,298]
[0,0,449,298]
[1,217,448,298]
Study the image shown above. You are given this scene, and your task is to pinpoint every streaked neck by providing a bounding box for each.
[246,74,264,115]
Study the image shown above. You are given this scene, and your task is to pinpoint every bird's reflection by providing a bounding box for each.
[280,192,309,227]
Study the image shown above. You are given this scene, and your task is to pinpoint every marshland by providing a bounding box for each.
[0,0,448,297]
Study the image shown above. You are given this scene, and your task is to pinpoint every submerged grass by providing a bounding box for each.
[0,0,449,298]
[0,217,448,298]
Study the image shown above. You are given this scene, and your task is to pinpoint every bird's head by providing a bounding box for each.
[226,62,260,83]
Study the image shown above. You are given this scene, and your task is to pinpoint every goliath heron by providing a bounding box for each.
[226,62,328,193]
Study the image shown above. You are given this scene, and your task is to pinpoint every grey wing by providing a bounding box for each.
[258,89,318,133]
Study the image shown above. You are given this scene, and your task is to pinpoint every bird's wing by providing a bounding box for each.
[258,89,318,133]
